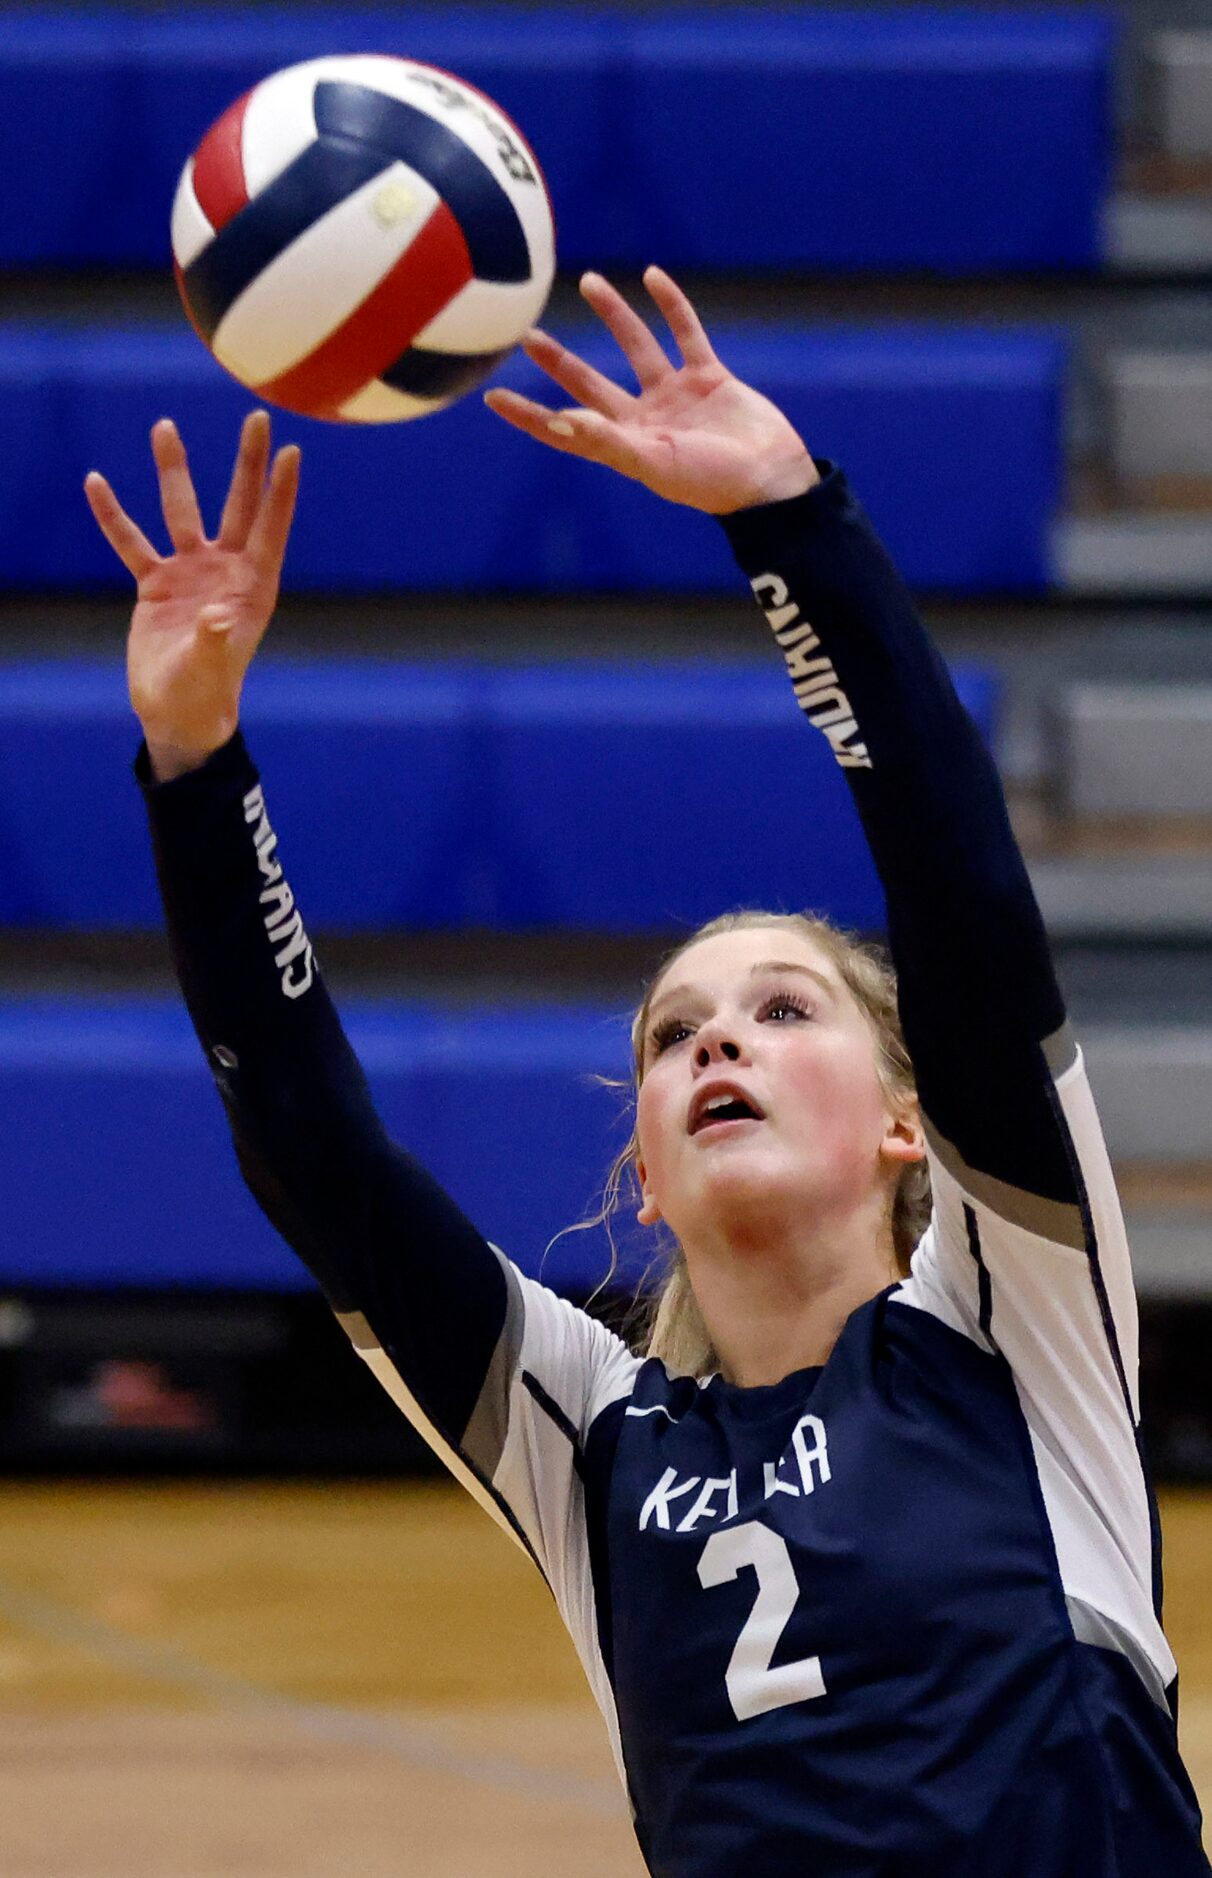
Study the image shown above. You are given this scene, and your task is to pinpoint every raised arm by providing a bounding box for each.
[719,470,1072,1215]
[85,417,637,1590]
[489,267,1071,1208]
[491,277,1165,1675]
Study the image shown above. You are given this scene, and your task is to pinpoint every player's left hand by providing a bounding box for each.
[484,266,820,516]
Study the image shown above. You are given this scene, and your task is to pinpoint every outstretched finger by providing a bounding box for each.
[579,272,671,392]
[246,444,301,573]
[521,329,634,420]
[83,471,161,581]
[218,410,272,550]
[151,419,206,551]
[643,265,720,371]
[484,388,639,475]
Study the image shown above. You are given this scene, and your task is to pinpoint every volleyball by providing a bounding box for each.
[170,55,556,423]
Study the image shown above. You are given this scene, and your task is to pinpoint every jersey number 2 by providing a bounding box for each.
[697,1520,827,1722]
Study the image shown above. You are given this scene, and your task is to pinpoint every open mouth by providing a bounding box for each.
[689,1090,766,1135]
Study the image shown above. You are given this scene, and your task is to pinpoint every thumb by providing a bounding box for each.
[194,601,268,669]
[196,602,235,643]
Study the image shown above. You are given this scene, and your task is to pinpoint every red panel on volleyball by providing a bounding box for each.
[189,89,252,232]
[255,201,475,418]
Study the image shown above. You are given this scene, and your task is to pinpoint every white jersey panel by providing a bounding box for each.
[897,1043,1170,1698]
[340,1255,639,1786]
[487,1261,641,1571]
[1054,1048,1140,1418]
[488,1264,641,1788]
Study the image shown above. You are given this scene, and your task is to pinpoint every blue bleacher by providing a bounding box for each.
[0,7,1040,1304]
[0,323,1066,594]
[0,996,642,1293]
[625,10,1114,272]
[2,8,1115,271]
[0,657,996,932]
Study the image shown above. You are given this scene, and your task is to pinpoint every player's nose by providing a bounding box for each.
[693,1026,744,1069]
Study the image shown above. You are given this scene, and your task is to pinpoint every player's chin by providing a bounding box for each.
[692,1136,799,1204]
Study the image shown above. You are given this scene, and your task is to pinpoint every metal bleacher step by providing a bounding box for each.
[1105,350,1212,487]
[1115,1147,1212,1299]
[1148,30,1212,161]
[1109,27,1212,275]
[1066,980,1212,1300]
[1018,664,1212,925]
[1108,191,1212,276]
[1027,846,1212,941]
[1056,336,1212,597]
[1047,682,1212,818]
[1053,511,1212,596]
[1082,1025,1212,1162]
[1123,1206,1212,1300]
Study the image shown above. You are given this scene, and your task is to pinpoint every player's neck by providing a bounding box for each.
[685,1193,898,1388]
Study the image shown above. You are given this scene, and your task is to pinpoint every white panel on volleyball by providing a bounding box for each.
[211,165,441,387]
[413,274,553,356]
[170,161,215,270]
[337,382,448,424]
[240,59,343,199]
[302,53,556,287]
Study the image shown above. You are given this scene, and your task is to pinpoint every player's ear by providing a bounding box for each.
[635,1156,663,1227]
[879,1103,925,1170]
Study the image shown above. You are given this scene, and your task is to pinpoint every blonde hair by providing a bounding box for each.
[597,911,931,1379]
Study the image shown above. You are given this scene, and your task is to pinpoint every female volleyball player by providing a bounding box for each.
[86,266,1208,1875]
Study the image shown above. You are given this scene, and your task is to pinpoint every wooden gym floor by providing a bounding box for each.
[0,1479,1208,1877]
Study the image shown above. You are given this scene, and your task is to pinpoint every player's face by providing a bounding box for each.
[634,928,914,1252]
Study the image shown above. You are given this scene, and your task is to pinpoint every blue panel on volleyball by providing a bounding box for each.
[0,998,638,1293]
[625,9,1114,271]
[0,8,1113,270]
[486,663,997,931]
[0,322,1064,594]
[0,661,483,928]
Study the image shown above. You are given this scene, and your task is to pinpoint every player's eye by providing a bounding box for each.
[759,992,814,1024]
[649,1016,694,1057]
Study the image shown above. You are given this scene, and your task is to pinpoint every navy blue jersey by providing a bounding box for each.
[139,464,1209,1875]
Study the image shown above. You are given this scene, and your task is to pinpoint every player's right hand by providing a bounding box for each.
[84,410,300,782]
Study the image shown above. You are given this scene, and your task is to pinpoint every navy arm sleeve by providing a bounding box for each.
[138,732,639,1593]
[721,462,1070,1206]
[137,731,509,1449]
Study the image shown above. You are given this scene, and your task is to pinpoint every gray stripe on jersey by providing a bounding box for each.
[337,1309,377,1354]
[923,1117,1086,1250]
[334,1308,541,1569]
[1066,1595,1171,1713]
[459,1247,526,1479]
[1042,1017,1079,1080]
